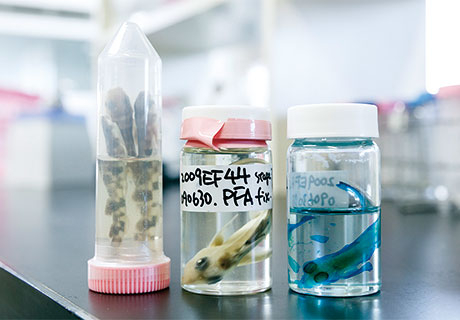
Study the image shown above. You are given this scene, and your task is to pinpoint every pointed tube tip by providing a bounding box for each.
[119,21,145,36]
[101,21,159,60]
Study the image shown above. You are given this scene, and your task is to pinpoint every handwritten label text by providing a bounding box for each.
[180,164,273,212]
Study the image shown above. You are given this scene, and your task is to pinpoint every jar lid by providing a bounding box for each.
[287,103,379,138]
[182,105,270,121]
[181,105,271,150]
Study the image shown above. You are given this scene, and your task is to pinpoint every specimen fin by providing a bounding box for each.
[208,214,239,247]
[230,158,268,165]
[237,249,272,267]
[343,262,374,279]
[101,116,127,157]
[210,234,224,247]
[224,210,269,253]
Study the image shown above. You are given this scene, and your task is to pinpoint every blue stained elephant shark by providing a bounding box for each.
[291,181,381,288]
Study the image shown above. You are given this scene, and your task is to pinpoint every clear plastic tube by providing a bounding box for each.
[88,22,170,294]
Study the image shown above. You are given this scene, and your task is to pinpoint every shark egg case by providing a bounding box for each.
[88,22,170,294]
[287,103,381,297]
[180,105,273,295]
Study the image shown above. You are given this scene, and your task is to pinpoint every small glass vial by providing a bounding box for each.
[88,22,170,294]
[180,105,273,295]
[287,103,381,297]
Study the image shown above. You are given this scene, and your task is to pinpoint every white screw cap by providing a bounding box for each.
[287,103,379,139]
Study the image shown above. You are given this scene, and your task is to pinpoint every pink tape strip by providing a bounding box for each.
[180,117,225,150]
[180,117,271,150]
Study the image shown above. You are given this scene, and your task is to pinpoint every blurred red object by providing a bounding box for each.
[0,88,41,179]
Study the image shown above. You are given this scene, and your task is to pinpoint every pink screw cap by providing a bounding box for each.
[88,257,170,294]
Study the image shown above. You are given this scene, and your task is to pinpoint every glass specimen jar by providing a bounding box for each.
[180,105,273,295]
[287,103,381,297]
[88,22,170,294]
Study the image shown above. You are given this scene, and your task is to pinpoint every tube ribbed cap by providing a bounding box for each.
[287,103,379,139]
[88,257,170,294]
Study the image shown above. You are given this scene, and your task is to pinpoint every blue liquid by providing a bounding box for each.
[288,207,381,297]
[310,235,329,243]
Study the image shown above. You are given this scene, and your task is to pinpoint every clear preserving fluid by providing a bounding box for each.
[96,157,163,263]
[180,146,272,295]
[288,207,381,297]
[181,210,272,295]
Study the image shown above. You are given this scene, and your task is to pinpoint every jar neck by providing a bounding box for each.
[185,139,268,150]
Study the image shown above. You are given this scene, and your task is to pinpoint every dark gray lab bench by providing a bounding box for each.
[0,185,459,319]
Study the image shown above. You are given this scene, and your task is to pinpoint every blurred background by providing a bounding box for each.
[0,0,458,214]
